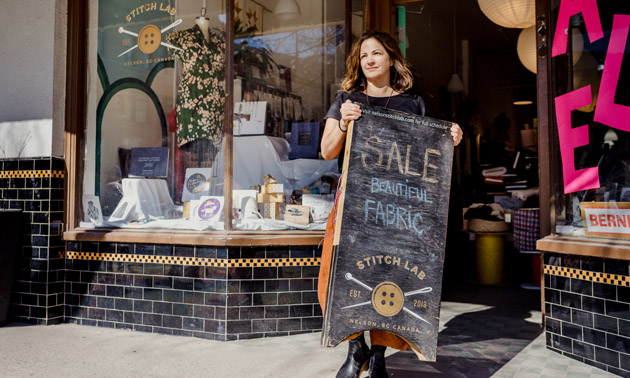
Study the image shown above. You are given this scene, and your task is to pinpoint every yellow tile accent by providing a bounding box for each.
[544,264,629,287]
[0,170,65,179]
[64,251,320,268]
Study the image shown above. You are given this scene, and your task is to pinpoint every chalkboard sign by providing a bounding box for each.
[321,104,454,362]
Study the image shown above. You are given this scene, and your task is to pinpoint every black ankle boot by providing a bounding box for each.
[335,334,370,378]
[368,345,388,378]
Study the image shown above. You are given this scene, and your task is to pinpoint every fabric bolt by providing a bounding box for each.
[168,24,225,147]
[513,209,540,251]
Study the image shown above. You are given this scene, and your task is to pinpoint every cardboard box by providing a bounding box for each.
[302,193,335,221]
[284,204,310,225]
[257,192,286,203]
[261,183,284,194]
[259,202,281,220]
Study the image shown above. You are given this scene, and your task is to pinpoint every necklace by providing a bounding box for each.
[365,87,394,108]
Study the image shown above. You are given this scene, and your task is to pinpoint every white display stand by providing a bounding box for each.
[108,178,179,222]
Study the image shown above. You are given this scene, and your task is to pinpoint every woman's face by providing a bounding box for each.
[359,37,393,85]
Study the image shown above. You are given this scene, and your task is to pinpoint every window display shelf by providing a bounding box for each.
[63,229,325,247]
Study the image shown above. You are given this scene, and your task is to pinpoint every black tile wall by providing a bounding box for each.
[2,157,323,341]
[544,252,630,376]
[64,243,323,341]
[1,157,65,325]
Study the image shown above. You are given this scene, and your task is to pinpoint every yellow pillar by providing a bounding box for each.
[475,233,504,285]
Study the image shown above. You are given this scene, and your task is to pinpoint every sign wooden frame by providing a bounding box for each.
[321,104,454,361]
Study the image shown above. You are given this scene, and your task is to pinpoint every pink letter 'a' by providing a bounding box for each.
[551,0,603,57]
[555,86,600,194]
[594,14,630,131]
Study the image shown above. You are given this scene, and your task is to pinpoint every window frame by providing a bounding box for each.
[63,0,358,244]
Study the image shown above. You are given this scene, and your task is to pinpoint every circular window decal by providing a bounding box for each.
[186,173,207,194]
[197,198,221,220]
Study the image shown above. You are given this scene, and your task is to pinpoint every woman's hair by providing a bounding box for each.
[341,30,414,93]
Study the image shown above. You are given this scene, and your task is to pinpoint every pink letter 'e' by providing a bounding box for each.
[551,0,603,57]
[554,86,600,194]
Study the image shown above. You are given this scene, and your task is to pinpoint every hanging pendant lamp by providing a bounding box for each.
[478,0,535,29]
[447,9,464,93]
[517,26,583,74]
[274,0,301,20]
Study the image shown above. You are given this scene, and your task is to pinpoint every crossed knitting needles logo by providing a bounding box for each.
[118,19,183,57]
[342,273,432,324]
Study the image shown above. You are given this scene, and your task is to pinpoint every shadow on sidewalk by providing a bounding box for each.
[386,283,543,377]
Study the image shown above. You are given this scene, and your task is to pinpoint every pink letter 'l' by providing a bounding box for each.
[554,86,600,194]
[594,14,630,131]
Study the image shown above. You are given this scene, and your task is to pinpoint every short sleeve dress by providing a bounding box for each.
[168,25,226,147]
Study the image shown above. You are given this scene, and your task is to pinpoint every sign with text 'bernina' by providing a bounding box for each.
[580,202,630,238]
[321,104,454,361]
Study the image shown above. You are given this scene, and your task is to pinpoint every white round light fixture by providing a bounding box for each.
[274,0,301,20]
[478,0,535,29]
[517,26,583,74]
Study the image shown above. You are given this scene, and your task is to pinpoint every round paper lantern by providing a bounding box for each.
[517,26,537,73]
[478,0,535,29]
[517,26,583,74]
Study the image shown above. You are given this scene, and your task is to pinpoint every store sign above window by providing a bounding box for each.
[552,0,630,194]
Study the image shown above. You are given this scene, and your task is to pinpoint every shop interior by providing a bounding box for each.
[402,0,540,287]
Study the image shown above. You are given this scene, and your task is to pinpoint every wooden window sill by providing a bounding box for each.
[64,228,325,247]
[537,235,630,261]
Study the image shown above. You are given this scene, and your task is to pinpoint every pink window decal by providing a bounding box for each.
[594,14,630,131]
[552,0,603,57]
[554,86,600,194]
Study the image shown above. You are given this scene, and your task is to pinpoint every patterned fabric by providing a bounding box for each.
[513,209,540,251]
[168,24,225,147]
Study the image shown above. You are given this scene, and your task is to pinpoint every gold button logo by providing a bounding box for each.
[138,24,161,54]
[371,281,404,317]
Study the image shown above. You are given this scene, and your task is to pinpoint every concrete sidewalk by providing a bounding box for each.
[0,285,617,378]
[0,323,345,378]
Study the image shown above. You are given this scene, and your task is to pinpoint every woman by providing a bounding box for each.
[319,31,463,378]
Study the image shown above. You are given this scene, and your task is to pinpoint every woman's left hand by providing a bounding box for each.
[451,124,463,146]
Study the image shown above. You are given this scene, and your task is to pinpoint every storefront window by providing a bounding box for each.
[82,0,348,232]
[550,1,630,239]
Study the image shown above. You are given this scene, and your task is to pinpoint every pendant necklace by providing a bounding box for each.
[365,87,394,108]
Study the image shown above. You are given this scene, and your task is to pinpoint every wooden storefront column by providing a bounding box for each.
[223,0,235,231]
[64,0,88,231]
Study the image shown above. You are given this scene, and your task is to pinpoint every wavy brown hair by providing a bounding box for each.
[341,30,414,93]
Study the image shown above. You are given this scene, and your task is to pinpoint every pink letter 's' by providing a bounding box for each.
[551,0,603,57]
[554,86,600,194]
[594,14,630,131]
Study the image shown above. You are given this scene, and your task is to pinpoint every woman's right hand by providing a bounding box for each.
[339,100,362,129]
